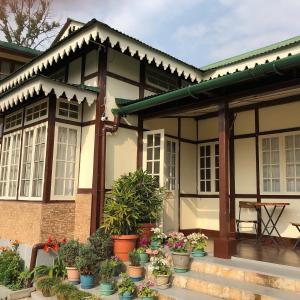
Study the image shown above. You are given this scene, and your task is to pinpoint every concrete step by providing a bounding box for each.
[157,287,220,300]
[173,270,300,300]
[190,256,300,293]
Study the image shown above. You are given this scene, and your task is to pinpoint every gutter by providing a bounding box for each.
[112,53,300,116]
[29,243,45,271]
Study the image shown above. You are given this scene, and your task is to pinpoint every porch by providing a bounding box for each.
[112,53,300,260]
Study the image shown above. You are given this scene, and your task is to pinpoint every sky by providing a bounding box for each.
[50,0,300,67]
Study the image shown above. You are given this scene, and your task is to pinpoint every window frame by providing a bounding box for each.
[198,141,219,195]
[24,98,48,126]
[164,137,179,192]
[4,109,23,132]
[56,98,82,122]
[0,130,22,199]
[18,122,48,201]
[51,122,81,201]
[259,131,300,195]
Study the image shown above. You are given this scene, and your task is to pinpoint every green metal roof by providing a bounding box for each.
[113,52,300,116]
[0,40,42,57]
[200,35,300,71]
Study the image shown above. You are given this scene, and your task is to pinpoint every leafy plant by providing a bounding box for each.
[88,228,113,262]
[137,280,157,298]
[13,268,32,290]
[75,244,98,275]
[149,256,171,276]
[187,232,208,251]
[128,250,141,267]
[117,273,136,296]
[58,240,80,267]
[52,282,77,300]
[167,232,189,253]
[35,276,60,297]
[99,259,115,284]
[68,289,100,300]
[0,248,24,288]
[33,257,66,280]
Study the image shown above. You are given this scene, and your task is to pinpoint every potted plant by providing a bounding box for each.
[127,250,144,282]
[35,276,60,297]
[137,280,157,300]
[52,282,77,300]
[118,273,136,300]
[187,232,208,257]
[102,173,142,261]
[150,226,167,249]
[119,170,164,241]
[58,239,80,284]
[136,237,149,266]
[149,256,171,289]
[99,259,116,296]
[167,232,190,273]
[75,244,98,289]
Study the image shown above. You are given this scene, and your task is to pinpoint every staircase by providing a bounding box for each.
[165,256,300,300]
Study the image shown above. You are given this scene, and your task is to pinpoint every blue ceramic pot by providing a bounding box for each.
[139,253,149,266]
[150,240,160,250]
[191,249,207,257]
[119,291,134,300]
[100,282,114,296]
[80,274,94,289]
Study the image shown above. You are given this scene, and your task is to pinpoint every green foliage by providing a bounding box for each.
[99,259,116,284]
[102,170,165,235]
[58,240,80,267]
[128,250,141,267]
[88,228,113,262]
[35,276,60,297]
[12,267,32,290]
[0,0,60,49]
[68,289,100,300]
[75,244,98,275]
[0,249,24,288]
[117,273,136,296]
[33,257,66,280]
[52,282,77,300]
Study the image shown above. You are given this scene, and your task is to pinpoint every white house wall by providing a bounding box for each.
[105,128,138,189]
[85,50,98,76]
[143,118,178,136]
[198,117,218,140]
[181,118,197,141]
[68,57,82,84]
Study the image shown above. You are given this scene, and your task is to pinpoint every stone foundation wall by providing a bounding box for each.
[74,193,92,242]
[0,201,76,247]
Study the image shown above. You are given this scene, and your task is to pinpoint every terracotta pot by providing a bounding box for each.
[127,265,144,281]
[138,223,154,243]
[171,252,190,273]
[112,234,139,261]
[66,267,80,284]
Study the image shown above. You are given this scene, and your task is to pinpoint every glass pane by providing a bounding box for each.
[271,138,279,150]
[262,139,270,151]
[271,166,280,178]
[146,162,152,173]
[271,151,279,164]
[263,152,270,164]
[295,149,300,163]
[272,179,280,192]
[296,179,300,192]
[154,134,160,146]
[263,179,270,192]
[263,166,270,178]
[285,136,294,149]
[147,135,153,147]
[287,179,295,192]
[154,161,160,174]
[154,147,160,160]
[286,150,294,163]
[147,148,153,160]
[54,179,64,195]
[295,135,300,148]
[286,164,294,177]
[200,146,205,157]
[200,181,205,192]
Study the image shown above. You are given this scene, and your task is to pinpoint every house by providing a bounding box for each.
[0,17,300,267]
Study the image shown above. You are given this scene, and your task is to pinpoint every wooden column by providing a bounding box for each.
[90,48,107,234]
[214,102,236,258]
[42,93,56,203]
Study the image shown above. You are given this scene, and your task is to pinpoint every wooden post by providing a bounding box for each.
[214,102,236,258]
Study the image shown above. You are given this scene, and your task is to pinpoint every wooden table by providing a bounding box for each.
[254,202,290,244]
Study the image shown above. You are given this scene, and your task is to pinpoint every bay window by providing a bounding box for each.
[52,124,80,199]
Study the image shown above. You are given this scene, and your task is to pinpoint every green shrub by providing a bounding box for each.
[0,249,24,288]
[35,276,60,297]
[58,240,80,267]
[75,244,98,275]
[52,282,77,300]
[88,228,113,261]
[128,250,141,267]
[33,257,66,280]
[117,273,136,296]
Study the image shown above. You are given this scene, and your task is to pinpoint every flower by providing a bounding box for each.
[187,232,208,251]
[150,226,167,242]
[167,231,189,253]
[137,280,156,297]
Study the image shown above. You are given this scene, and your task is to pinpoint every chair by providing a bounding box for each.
[291,223,300,249]
[236,201,259,240]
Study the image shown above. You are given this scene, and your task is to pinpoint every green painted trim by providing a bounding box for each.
[0,40,42,57]
[112,53,300,116]
[200,35,300,71]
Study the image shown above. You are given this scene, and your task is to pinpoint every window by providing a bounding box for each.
[145,66,179,91]
[4,110,23,131]
[52,125,80,199]
[25,100,48,124]
[199,142,219,193]
[19,124,47,199]
[0,131,22,198]
[260,132,300,194]
[57,99,81,121]
[165,140,177,191]
[261,137,280,192]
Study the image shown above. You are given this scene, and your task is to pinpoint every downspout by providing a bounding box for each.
[98,115,120,226]
[29,243,45,271]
